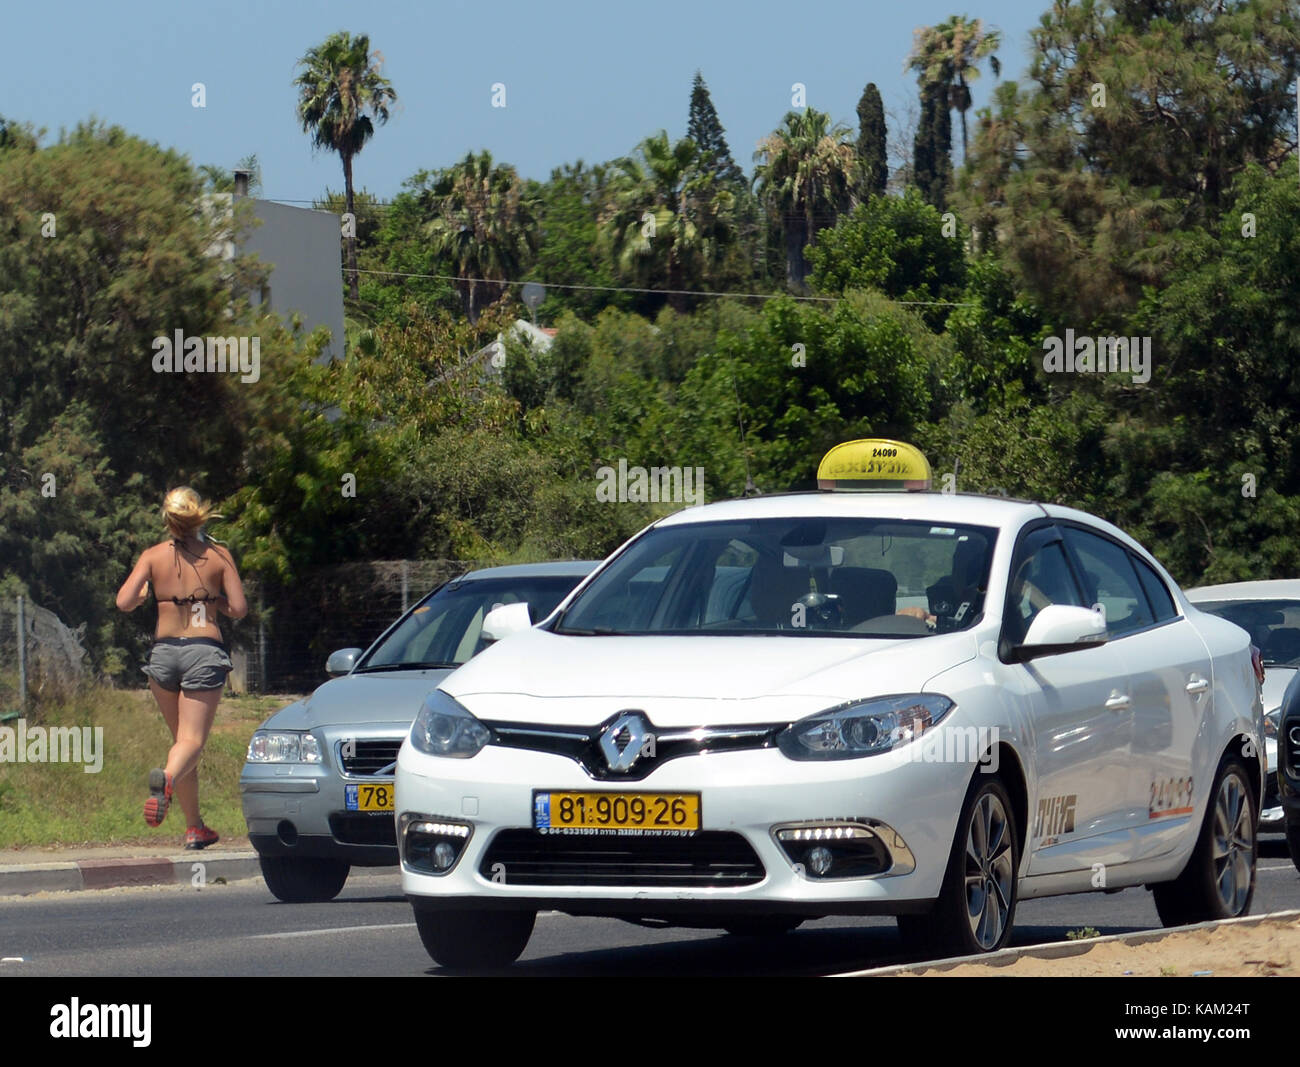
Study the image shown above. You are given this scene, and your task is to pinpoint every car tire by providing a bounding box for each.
[897,774,1020,958]
[1287,819,1300,876]
[721,917,804,937]
[413,908,536,970]
[1152,757,1256,928]
[258,855,350,903]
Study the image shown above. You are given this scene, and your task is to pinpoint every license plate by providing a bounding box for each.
[533,791,700,834]
[345,783,394,812]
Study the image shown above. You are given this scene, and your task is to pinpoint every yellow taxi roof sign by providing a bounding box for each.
[817,439,932,491]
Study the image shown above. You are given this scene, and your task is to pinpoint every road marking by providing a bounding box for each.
[1260,863,1295,871]
[247,922,416,940]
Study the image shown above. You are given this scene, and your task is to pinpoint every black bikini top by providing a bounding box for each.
[162,538,222,605]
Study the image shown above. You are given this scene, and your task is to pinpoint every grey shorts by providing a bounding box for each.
[141,637,232,692]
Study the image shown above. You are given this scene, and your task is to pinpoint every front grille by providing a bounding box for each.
[338,738,403,777]
[330,812,397,847]
[480,830,765,887]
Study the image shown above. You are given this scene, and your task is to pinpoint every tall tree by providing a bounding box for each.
[753,109,857,290]
[912,83,952,207]
[687,71,744,186]
[294,31,397,300]
[420,150,538,323]
[599,132,736,312]
[908,15,1000,161]
[855,82,888,198]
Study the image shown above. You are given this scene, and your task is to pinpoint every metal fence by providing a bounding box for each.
[0,561,479,705]
[0,596,90,718]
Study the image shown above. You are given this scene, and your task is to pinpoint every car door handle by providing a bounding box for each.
[1104,692,1130,711]
[1185,677,1210,695]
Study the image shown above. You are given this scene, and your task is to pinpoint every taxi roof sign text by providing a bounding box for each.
[817,439,932,491]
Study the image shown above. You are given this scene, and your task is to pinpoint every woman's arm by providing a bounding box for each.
[115,551,152,613]
[214,546,249,619]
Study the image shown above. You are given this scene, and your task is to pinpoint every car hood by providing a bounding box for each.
[442,627,978,726]
[260,668,454,730]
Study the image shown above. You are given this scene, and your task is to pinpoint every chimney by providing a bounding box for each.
[233,169,251,198]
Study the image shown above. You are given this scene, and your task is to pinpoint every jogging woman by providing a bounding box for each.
[116,488,248,849]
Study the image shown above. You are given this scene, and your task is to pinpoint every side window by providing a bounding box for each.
[1006,536,1086,644]
[1130,554,1178,623]
[1063,528,1154,637]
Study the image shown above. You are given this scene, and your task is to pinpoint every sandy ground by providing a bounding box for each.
[909,915,1300,976]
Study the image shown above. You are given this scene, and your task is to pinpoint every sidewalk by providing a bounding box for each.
[0,840,262,896]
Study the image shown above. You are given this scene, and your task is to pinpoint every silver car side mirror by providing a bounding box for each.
[326,647,364,677]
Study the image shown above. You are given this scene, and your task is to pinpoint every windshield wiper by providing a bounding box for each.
[354,661,459,673]
[554,627,622,636]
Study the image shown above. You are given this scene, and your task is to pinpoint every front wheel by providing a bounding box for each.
[1152,758,1256,927]
[413,908,535,970]
[898,775,1019,958]
[258,855,350,903]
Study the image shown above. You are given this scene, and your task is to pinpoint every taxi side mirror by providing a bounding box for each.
[1011,605,1108,662]
[481,602,533,646]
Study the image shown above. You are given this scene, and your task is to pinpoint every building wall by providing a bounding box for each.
[242,199,345,361]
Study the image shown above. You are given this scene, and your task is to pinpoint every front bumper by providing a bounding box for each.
[395,739,976,917]
[240,724,409,867]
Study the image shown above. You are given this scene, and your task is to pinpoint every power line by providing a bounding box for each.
[350,267,975,307]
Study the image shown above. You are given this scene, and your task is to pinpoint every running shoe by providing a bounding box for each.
[143,768,173,827]
[185,824,219,850]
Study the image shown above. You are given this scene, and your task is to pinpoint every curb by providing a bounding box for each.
[833,907,1300,976]
[0,852,263,897]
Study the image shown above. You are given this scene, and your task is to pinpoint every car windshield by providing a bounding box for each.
[357,574,586,671]
[1196,598,1300,667]
[554,517,996,638]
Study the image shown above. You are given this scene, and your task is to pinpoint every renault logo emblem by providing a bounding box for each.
[600,711,653,773]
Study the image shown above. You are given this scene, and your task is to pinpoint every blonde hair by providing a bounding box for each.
[162,487,220,540]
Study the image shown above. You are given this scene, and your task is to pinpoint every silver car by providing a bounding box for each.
[1185,579,1297,833]
[240,561,598,902]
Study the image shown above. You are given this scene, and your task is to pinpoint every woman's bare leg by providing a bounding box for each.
[163,688,221,827]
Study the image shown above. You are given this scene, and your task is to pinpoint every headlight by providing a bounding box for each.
[246,730,322,763]
[777,694,955,761]
[410,690,491,758]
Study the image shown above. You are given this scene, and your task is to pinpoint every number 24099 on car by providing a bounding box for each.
[534,791,700,833]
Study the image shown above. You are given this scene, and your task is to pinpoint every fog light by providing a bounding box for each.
[400,813,472,876]
[807,846,833,876]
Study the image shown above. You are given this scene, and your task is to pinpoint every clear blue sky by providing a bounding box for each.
[4,0,1044,204]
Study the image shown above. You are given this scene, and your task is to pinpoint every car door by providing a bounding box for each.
[1000,524,1136,876]
[1062,525,1209,860]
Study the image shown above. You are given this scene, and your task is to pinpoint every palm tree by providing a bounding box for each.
[294,31,397,299]
[422,151,538,323]
[752,109,857,290]
[599,131,736,311]
[908,16,1001,162]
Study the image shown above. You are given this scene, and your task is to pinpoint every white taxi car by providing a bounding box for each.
[395,441,1263,968]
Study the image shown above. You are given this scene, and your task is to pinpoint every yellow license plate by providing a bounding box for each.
[534,791,700,834]
[346,783,394,812]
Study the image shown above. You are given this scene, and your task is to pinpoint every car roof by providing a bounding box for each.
[455,560,601,581]
[652,490,1046,529]
[1185,579,1300,602]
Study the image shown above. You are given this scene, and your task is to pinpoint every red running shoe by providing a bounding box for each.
[143,768,173,827]
[185,824,219,850]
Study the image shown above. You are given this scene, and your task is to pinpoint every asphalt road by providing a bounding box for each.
[2,839,1296,977]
